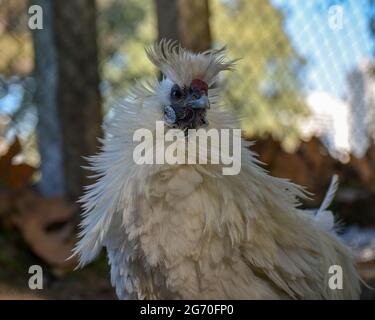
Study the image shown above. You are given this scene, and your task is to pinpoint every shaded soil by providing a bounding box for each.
[0,271,116,300]
[0,226,115,300]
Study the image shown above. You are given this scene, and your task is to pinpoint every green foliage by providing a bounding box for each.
[211,0,308,149]
[97,0,156,112]
[0,0,33,75]
[98,0,307,149]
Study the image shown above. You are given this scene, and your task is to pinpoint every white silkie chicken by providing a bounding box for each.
[74,41,360,299]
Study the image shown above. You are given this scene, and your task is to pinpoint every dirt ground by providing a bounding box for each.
[0,255,116,300]
[0,272,116,300]
[0,227,115,300]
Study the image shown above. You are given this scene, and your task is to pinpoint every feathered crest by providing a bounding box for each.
[145,39,237,87]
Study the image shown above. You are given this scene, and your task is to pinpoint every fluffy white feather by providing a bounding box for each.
[73,41,360,299]
[314,175,338,231]
[304,175,338,232]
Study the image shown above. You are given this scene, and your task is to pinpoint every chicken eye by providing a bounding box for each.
[170,84,183,102]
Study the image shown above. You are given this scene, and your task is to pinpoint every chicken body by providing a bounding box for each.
[74,41,360,299]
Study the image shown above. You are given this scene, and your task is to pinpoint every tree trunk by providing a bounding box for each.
[54,0,102,201]
[154,0,212,52]
[155,0,180,43]
[31,0,65,197]
[178,0,211,52]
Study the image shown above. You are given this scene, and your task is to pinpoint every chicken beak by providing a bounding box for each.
[188,94,210,110]
[163,92,210,130]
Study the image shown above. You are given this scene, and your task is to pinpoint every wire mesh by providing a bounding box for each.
[0,0,374,160]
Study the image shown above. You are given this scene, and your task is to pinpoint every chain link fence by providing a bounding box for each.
[0,0,374,162]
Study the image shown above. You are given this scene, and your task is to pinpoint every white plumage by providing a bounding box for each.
[74,41,360,299]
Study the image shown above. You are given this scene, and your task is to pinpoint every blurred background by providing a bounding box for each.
[0,0,374,299]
